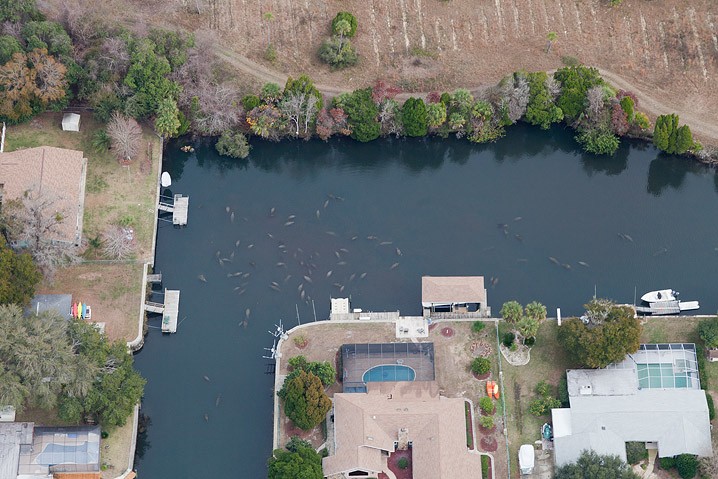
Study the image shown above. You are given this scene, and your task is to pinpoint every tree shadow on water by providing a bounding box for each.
[580,143,630,177]
[646,154,693,196]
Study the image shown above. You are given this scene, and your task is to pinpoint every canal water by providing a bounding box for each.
[134,124,718,478]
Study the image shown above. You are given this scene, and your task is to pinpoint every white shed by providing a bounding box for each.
[62,112,81,132]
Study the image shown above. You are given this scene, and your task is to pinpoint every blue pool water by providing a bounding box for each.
[363,365,416,382]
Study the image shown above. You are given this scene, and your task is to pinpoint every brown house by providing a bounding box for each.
[322,381,483,478]
[0,146,87,245]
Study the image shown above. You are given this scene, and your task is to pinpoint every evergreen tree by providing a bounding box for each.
[525,71,563,129]
[653,114,694,155]
[0,236,41,306]
[278,370,331,430]
[154,97,181,138]
[401,97,428,137]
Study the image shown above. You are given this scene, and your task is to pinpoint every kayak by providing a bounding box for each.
[493,382,500,400]
[71,303,77,318]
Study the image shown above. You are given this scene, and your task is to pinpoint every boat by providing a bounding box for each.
[641,289,678,303]
[161,172,172,187]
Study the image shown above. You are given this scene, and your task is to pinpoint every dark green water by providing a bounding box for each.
[134,124,718,478]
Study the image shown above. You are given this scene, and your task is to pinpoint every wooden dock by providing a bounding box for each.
[143,289,181,333]
[162,290,180,333]
[158,194,189,226]
[635,300,699,315]
[146,273,162,283]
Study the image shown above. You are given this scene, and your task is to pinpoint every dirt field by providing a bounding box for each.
[278,320,508,478]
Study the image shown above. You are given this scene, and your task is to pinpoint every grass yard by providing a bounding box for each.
[5,112,160,261]
[501,321,574,476]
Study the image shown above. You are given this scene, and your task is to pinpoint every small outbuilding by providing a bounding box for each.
[62,113,81,132]
[708,348,718,363]
[421,276,489,317]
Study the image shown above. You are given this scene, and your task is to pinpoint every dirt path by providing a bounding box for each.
[217,47,718,144]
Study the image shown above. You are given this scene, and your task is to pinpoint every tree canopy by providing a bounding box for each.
[287,355,335,387]
[555,450,639,479]
[331,12,358,37]
[653,114,694,155]
[0,235,41,306]
[401,97,428,137]
[558,300,641,368]
[0,304,144,428]
[525,71,563,129]
[698,317,718,349]
[268,443,323,479]
[278,370,332,431]
[553,65,604,122]
[334,88,380,142]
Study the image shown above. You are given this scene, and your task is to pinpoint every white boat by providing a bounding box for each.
[161,171,172,187]
[641,289,678,303]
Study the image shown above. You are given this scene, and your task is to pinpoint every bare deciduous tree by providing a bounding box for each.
[503,74,530,123]
[97,37,130,79]
[4,191,80,277]
[102,226,135,260]
[586,86,606,125]
[303,94,319,134]
[545,75,561,100]
[280,91,306,137]
[107,112,142,162]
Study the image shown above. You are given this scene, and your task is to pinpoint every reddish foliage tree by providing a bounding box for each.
[426,91,442,104]
[610,103,629,136]
[315,109,333,141]
[371,80,401,104]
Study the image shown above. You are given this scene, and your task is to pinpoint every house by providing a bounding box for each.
[322,381,482,478]
[0,146,88,246]
[0,422,100,479]
[421,276,490,317]
[552,344,713,467]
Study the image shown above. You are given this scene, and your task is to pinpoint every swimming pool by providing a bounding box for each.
[363,364,416,382]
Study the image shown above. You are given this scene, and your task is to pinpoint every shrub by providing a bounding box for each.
[558,374,569,407]
[502,332,515,347]
[318,37,358,70]
[619,96,635,122]
[481,455,490,477]
[660,456,675,470]
[264,43,277,62]
[472,321,486,334]
[285,435,313,452]
[575,128,620,155]
[331,12,357,37]
[215,130,251,159]
[509,342,518,352]
[528,396,561,416]
[524,336,536,346]
[479,396,495,414]
[242,95,261,111]
[561,55,580,66]
[471,357,491,376]
[479,415,494,428]
[706,391,715,420]
[334,88,380,142]
[535,381,551,397]
[397,457,409,470]
[633,112,651,130]
[675,454,698,478]
[626,441,648,465]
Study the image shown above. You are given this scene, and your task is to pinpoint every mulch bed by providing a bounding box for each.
[472,371,491,380]
[387,449,413,479]
[440,327,455,337]
[480,436,498,452]
[479,425,497,435]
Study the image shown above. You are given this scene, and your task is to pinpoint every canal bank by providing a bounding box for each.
[134,126,718,478]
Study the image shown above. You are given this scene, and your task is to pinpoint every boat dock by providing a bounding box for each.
[635,300,700,315]
[144,289,181,333]
[158,194,189,226]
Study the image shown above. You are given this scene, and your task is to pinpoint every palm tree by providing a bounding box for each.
[546,31,558,53]
[263,12,275,47]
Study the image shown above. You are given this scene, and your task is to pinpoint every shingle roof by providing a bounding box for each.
[323,381,483,478]
[0,146,87,245]
[421,276,486,306]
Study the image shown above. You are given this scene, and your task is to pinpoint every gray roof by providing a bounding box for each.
[554,430,627,467]
[555,362,713,466]
[567,368,637,397]
[0,423,33,479]
[25,294,72,319]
